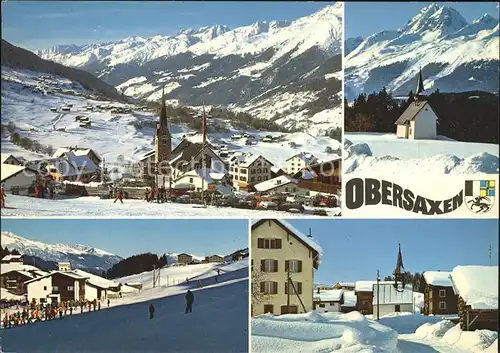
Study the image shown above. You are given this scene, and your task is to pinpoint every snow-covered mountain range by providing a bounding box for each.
[1,231,123,270]
[345,4,499,100]
[35,4,343,132]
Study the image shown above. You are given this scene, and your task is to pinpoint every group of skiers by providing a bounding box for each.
[148,290,194,319]
[1,298,111,329]
[144,186,168,203]
[33,181,55,199]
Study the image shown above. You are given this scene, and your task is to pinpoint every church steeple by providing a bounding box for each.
[415,67,425,99]
[158,86,170,135]
[392,243,405,276]
[154,85,172,184]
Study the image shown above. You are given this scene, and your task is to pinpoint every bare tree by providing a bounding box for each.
[251,267,270,316]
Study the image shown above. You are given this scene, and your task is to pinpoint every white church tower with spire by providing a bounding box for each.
[394,68,439,140]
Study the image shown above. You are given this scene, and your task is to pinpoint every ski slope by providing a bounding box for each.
[344,133,499,174]
[1,262,249,353]
[0,194,340,217]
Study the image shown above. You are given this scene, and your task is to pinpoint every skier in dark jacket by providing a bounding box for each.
[149,304,155,319]
[185,290,194,314]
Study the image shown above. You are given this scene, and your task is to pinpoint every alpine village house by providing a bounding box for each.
[251,219,321,316]
[395,69,440,140]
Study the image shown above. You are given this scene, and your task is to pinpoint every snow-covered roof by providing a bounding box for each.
[286,152,318,164]
[24,270,88,285]
[1,164,34,182]
[1,153,20,165]
[72,269,120,289]
[372,283,413,305]
[450,265,498,310]
[176,168,214,184]
[0,263,40,275]
[423,271,452,287]
[252,219,322,267]
[342,291,357,307]
[254,175,297,192]
[355,281,396,292]
[337,282,355,287]
[209,172,226,181]
[232,153,273,168]
[2,254,23,261]
[314,289,343,302]
[53,147,101,161]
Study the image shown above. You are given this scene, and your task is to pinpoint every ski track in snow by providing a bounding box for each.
[1,277,249,353]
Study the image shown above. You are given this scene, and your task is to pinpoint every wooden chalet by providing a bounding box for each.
[422,271,457,315]
[450,266,498,331]
[293,158,341,195]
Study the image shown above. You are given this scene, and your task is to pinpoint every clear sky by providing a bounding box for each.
[346,1,499,38]
[286,219,499,285]
[1,219,249,258]
[1,1,331,51]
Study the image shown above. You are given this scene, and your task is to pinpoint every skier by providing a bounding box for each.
[114,189,123,204]
[0,183,6,208]
[185,290,194,314]
[98,301,101,310]
[107,299,110,307]
[145,188,150,202]
[149,303,155,319]
[34,183,40,198]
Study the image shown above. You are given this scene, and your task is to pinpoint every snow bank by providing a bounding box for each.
[485,339,498,353]
[378,312,444,334]
[442,324,498,351]
[252,310,398,353]
[344,133,499,175]
[451,265,498,309]
[415,320,455,339]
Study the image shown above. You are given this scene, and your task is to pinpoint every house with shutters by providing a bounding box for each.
[177,253,193,265]
[251,219,322,316]
[422,271,457,315]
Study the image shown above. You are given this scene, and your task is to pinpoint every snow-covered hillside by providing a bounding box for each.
[35,4,343,132]
[345,4,499,100]
[0,231,122,270]
[344,133,499,175]
[1,262,249,353]
[1,67,341,165]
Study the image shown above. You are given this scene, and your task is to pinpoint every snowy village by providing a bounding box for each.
[1,73,341,217]
[251,219,499,352]
[0,219,250,352]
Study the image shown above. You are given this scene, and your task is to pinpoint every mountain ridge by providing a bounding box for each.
[344,4,499,100]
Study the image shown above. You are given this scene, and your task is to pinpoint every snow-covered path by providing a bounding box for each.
[398,334,471,353]
[0,194,340,217]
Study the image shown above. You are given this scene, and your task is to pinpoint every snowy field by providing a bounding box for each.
[1,261,249,353]
[344,133,499,174]
[1,67,341,168]
[252,311,497,353]
[0,194,340,217]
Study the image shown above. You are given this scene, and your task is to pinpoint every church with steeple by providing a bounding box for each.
[394,68,440,140]
[140,87,172,187]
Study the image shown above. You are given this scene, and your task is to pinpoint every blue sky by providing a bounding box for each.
[1,219,248,258]
[346,2,499,38]
[287,219,499,285]
[1,1,331,51]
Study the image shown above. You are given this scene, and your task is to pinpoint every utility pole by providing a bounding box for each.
[201,103,206,207]
[489,244,492,266]
[376,270,380,321]
[286,267,291,314]
[153,265,156,288]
